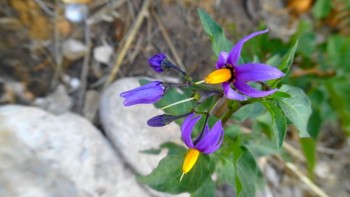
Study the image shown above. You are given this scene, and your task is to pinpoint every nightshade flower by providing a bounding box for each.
[204,29,285,100]
[148,53,167,72]
[120,81,165,106]
[180,113,224,180]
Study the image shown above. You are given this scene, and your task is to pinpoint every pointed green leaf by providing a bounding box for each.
[278,85,312,137]
[233,146,258,197]
[137,154,211,194]
[261,100,287,149]
[191,177,215,197]
[300,138,316,178]
[270,40,298,88]
[197,9,232,55]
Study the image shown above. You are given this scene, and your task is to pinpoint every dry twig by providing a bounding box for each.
[151,9,186,72]
[104,0,150,87]
[283,160,330,197]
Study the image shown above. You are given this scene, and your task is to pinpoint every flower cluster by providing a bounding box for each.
[120,29,284,180]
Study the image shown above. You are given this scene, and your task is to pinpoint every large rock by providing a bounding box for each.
[0,105,149,197]
[99,78,184,175]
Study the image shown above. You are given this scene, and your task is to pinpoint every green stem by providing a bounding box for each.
[221,101,241,125]
[160,97,195,110]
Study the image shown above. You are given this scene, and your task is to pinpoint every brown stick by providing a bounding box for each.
[104,0,151,87]
[151,9,186,72]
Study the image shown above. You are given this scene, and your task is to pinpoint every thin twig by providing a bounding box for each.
[282,142,305,162]
[87,0,126,25]
[104,0,150,87]
[76,22,91,114]
[283,160,330,197]
[151,10,186,72]
[34,0,55,17]
[53,0,63,85]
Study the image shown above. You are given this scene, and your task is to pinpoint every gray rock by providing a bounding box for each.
[33,85,73,115]
[0,105,149,197]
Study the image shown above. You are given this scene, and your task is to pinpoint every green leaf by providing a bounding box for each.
[278,85,312,137]
[137,153,211,194]
[312,0,331,19]
[197,9,232,55]
[270,40,298,88]
[326,78,350,134]
[261,100,287,149]
[191,177,215,197]
[216,157,236,187]
[327,35,350,72]
[268,91,291,99]
[300,138,316,179]
[160,142,187,155]
[233,146,258,197]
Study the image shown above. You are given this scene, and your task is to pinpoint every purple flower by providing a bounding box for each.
[181,113,224,154]
[205,29,285,100]
[180,113,224,179]
[120,81,165,106]
[148,53,167,72]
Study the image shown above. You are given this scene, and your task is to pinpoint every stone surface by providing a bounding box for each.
[33,85,73,115]
[99,78,184,175]
[0,105,149,197]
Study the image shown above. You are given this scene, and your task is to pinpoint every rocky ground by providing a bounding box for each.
[0,0,349,197]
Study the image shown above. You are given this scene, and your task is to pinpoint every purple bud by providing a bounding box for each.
[147,115,168,127]
[148,53,167,73]
[147,113,192,127]
[120,81,165,106]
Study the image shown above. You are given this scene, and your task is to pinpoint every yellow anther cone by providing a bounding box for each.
[180,148,200,181]
[204,69,231,84]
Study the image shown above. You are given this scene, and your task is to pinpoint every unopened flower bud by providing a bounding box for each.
[148,53,167,73]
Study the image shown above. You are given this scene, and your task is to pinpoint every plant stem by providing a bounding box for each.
[160,97,195,110]
[221,101,241,125]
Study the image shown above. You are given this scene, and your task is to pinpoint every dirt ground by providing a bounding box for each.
[0,0,349,196]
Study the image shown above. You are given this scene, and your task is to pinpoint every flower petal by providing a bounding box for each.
[216,52,228,69]
[227,29,269,65]
[204,69,232,84]
[235,63,285,82]
[193,123,209,145]
[234,80,277,98]
[181,113,201,148]
[222,82,247,100]
[195,120,223,152]
[201,130,224,154]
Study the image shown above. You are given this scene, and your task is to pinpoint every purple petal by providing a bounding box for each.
[216,52,229,69]
[193,124,209,145]
[227,29,269,66]
[235,63,285,82]
[181,113,201,148]
[222,82,247,101]
[201,131,224,154]
[234,80,277,98]
[195,120,223,152]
